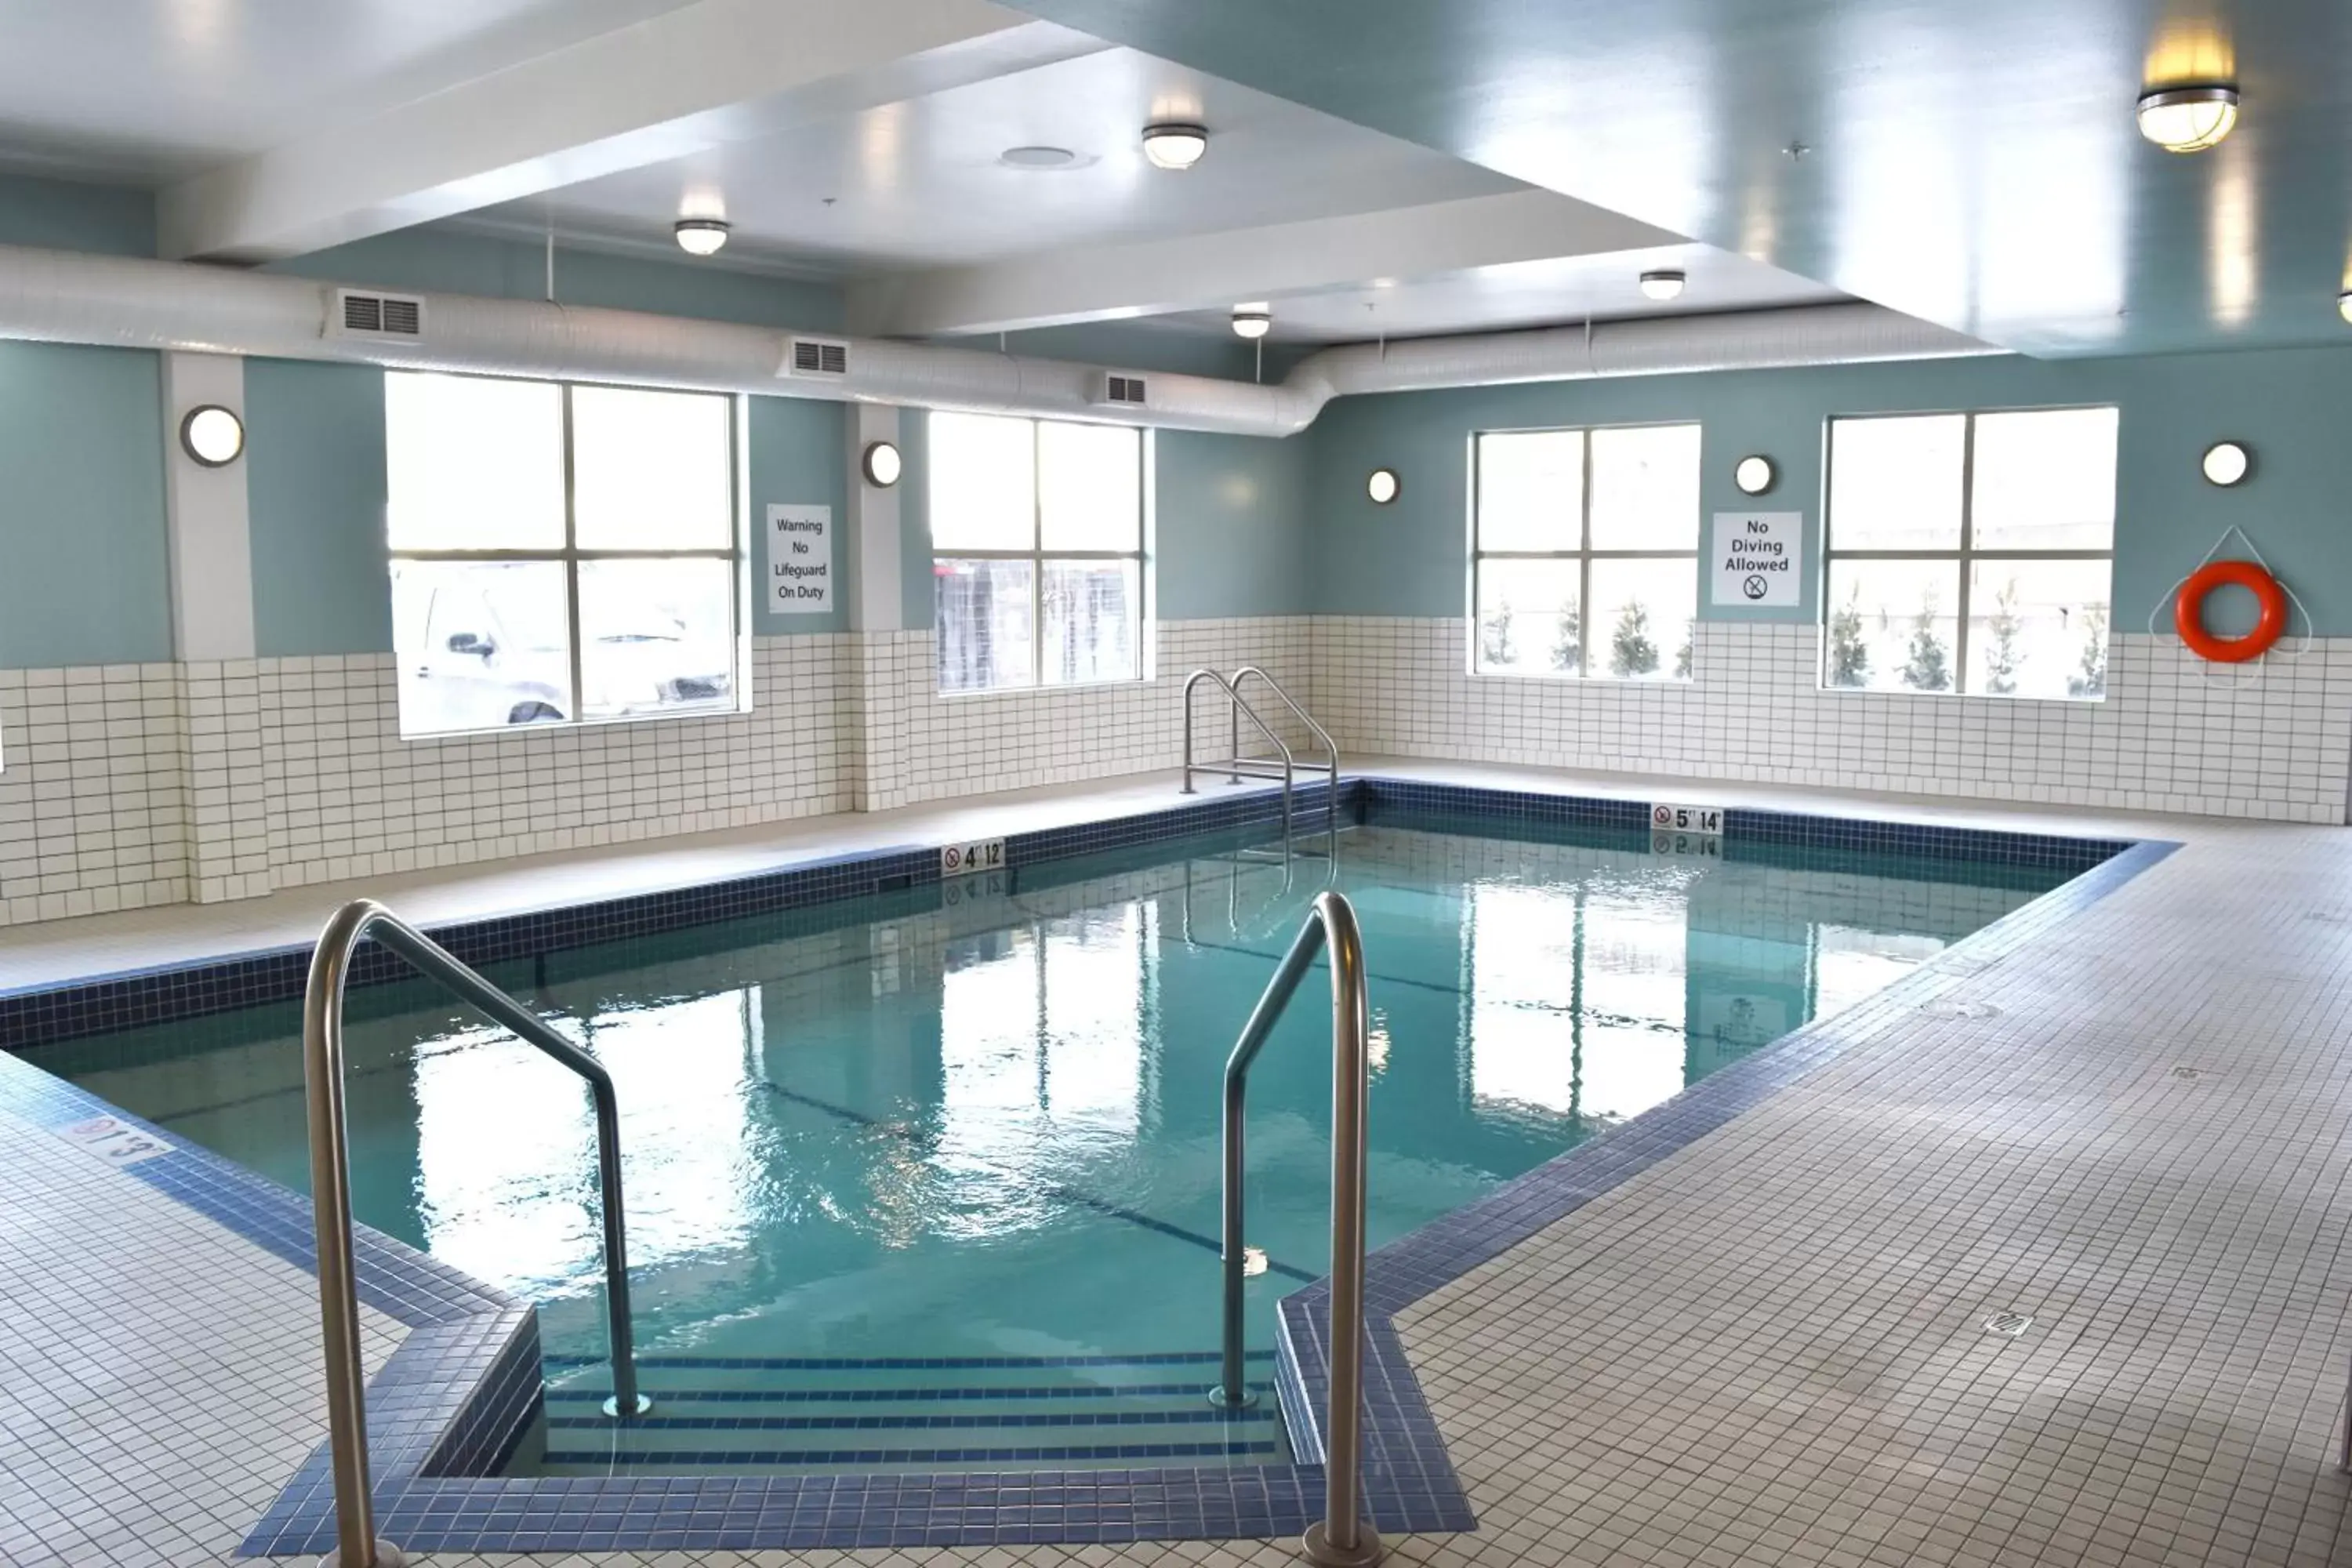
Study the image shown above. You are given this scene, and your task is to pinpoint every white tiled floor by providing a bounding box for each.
[3,763,2350,1566]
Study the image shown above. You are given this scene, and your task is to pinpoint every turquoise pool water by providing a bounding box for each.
[45,813,2070,1473]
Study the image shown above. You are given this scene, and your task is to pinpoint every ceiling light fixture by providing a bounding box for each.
[1231,302,1272,340]
[1639,270,1687,302]
[2136,85,2239,152]
[1142,122,1209,170]
[674,218,731,256]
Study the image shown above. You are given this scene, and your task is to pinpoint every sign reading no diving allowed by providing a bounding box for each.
[1710,512,1803,608]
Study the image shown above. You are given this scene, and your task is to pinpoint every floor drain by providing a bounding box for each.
[1984,1312,2034,1338]
[2169,1065,2203,1080]
[1920,1000,2002,1020]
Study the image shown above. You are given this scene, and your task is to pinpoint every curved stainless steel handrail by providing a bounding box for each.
[1214,891,1382,1567]
[303,899,647,1568]
[1232,666,1340,851]
[1183,667,1296,800]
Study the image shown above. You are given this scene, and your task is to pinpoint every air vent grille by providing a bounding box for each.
[335,289,425,339]
[1095,373,1149,407]
[788,338,850,376]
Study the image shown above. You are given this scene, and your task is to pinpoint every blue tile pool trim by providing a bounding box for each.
[0,779,2176,1557]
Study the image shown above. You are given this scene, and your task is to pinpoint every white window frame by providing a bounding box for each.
[929,414,1151,695]
[386,370,748,738]
[1821,405,2116,700]
[1468,421,1701,681]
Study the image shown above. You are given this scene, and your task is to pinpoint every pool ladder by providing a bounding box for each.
[299,899,647,1568]
[1181,666,1341,855]
[1214,891,1383,1567]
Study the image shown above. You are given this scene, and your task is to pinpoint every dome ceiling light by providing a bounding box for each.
[2136,85,2239,151]
[1142,122,1209,170]
[673,218,731,256]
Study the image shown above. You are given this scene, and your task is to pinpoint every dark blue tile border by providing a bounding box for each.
[0,778,2176,1557]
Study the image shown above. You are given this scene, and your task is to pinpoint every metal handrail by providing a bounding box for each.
[1232,666,1339,789]
[303,899,648,1568]
[1214,891,1382,1567]
[1183,667,1297,799]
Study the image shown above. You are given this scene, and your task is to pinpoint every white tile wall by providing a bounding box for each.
[3,615,2343,930]
[1310,618,2352,824]
[0,665,190,925]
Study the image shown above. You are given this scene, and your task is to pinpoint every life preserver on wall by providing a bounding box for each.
[2174,559,2288,663]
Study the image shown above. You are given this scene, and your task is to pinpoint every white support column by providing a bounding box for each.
[846,405,912,810]
[159,352,270,904]
[160,353,256,662]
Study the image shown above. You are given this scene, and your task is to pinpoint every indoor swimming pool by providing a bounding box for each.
[41,809,2078,1475]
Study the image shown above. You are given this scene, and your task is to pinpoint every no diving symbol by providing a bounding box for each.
[1742,574,1768,601]
[1650,805,1673,826]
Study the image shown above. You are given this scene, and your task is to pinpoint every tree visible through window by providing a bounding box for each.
[1471,424,1700,681]
[1822,408,2116,699]
[384,372,742,739]
[931,412,1145,694]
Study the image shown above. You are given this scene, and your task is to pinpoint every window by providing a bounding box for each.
[1823,407,2116,699]
[385,372,742,738]
[1472,423,1700,680]
[929,412,1145,693]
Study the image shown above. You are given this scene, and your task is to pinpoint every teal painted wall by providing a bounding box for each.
[1306,346,2352,633]
[895,413,1313,630]
[1156,430,1310,619]
[246,360,393,658]
[272,230,844,332]
[747,396,851,636]
[0,341,170,666]
[0,172,154,256]
[0,179,169,666]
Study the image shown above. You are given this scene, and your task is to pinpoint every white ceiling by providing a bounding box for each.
[0,0,702,179]
[0,0,1878,352]
[1154,243,1848,343]
[466,46,1523,274]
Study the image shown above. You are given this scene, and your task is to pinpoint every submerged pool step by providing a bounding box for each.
[532,1353,1286,1475]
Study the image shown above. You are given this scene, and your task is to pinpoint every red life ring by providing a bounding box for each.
[2175,559,2288,663]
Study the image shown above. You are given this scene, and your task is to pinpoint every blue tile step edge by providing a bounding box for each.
[0,777,1340,1052]
[1272,836,2181,1475]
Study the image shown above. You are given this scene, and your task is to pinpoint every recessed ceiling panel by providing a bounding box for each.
[1007,0,2352,356]
[470,46,1523,274]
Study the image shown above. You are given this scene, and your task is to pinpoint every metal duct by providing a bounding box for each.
[0,243,1998,436]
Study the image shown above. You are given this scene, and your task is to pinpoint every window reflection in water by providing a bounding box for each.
[934,905,1153,1237]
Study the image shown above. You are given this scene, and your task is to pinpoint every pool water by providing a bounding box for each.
[44,813,2072,1474]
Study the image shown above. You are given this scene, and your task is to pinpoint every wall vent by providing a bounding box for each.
[334,289,425,339]
[1095,372,1149,407]
[786,336,851,377]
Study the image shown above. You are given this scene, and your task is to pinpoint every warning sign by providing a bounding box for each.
[1710,512,1803,608]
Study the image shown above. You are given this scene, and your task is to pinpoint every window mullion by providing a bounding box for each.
[1578,430,1595,677]
[1954,412,1976,691]
[561,381,586,723]
[1031,419,1045,690]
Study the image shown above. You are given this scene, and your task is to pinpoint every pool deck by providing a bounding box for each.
[5,758,2350,1567]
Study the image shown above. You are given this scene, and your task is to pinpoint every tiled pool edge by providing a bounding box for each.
[1272,837,2180,1468]
[0,782,2169,1558]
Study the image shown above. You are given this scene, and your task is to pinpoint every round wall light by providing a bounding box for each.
[1366,468,1400,505]
[674,217,731,256]
[2136,85,2239,152]
[1142,122,1209,170]
[1639,269,1687,302]
[2201,440,2251,487]
[180,405,245,467]
[1733,455,1776,495]
[862,439,903,488]
[2339,290,2352,325]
